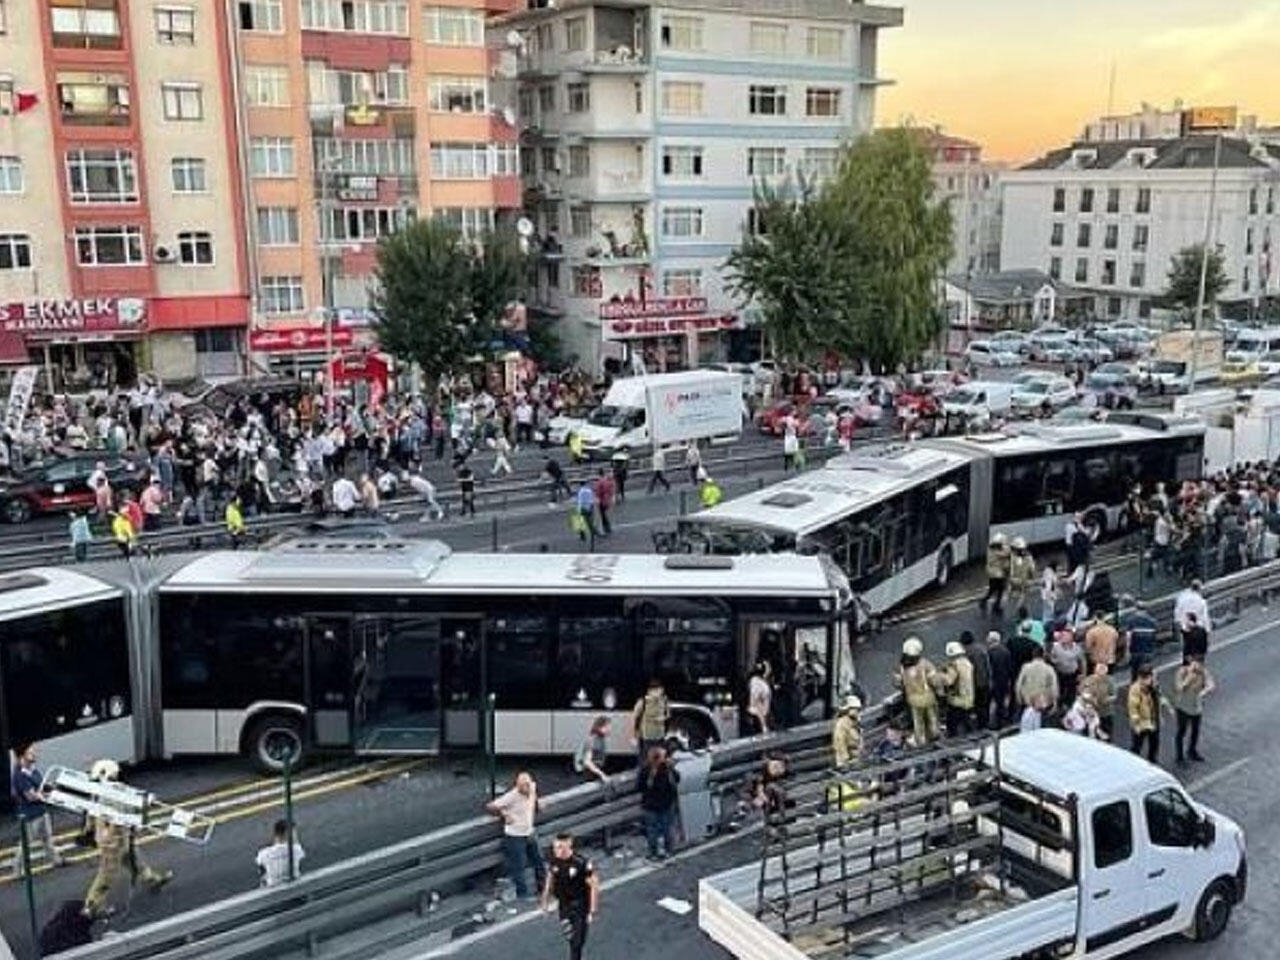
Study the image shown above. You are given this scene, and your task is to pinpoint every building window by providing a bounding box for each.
[545,261,560,289]
[564,16,586,51]
[571,265,598,297]
[661,207,703,239]
[156,6,196,44]
[1074,258,1088,283]
[434,207,491,239]
[1052,187,1065,213]
[0,2,6,35]
[1132,224,1149,252]
[300,0,408,34]
[662,82,703,116]
[746,207,768,237]
[1249,187,1259,216]
[1246,226,1254,255]
[321,205,416,241]
[260,275,305,314]
[1107,296,1122,317]
[171,157,207,193]
[1050,223,1064,247]
[566,82,590,113]
[539,146,559,175]
[1135,187,1151,214]
[74,226,145,266]
[747,147,786,177]
[1130,261,1146,288]
[806,26,843,59]
[256,207,299,246]
[748,85,787,116]
[517,88,534,122]
[429,142,489,179]
[1049,256,1062,281]
[177,230,214,264]
[0,155,20,193]
[749,21,787,55]
[0,233,32,270]
[662,146,703,178]
[428,76,486,113]
[1267,187,1275,214]
[802,147,838,179]
[238,0,283,32]
[520,147,536,176]
[1077,223,1091,248]
[1106,187,1120,213]
[492,143,519,176]
[424,6,481,45]
[57,71,131,125]
[309,62,410,106]
[567,145,590,178]
[660,15,703,51]
[805,87,840,118]
[1243,265,1251,292]
[1101,259,1116,285]
[1079,187,1094,213]
[249,137,295,177]
[66,149,138,204]
[162,82,204,120]
[568,206,592,238]
[245,66,289,107]
[1104,223,1118,250]
[662,269,702,296]
[50,2,122,50]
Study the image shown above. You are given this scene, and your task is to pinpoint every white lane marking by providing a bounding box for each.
[1186,757,1251,794]
[420,825,764,957]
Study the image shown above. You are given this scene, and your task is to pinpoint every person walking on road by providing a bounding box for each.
[1171,656,1214,766]
[224,494,246,549]
[10,743,65,878]
[979,533,1012,616]
[1174,579,1210,649]
[894,637,940,745]
[405,470,444,521]
[610,450,629,503]
[544,457,572,505]
[456,464,476,517]
[1080,662,1116,739]
[698,472,723,508]
[637,747,680,861]
[69,511,92,563]
[647,446,671,494]
[1014,646,1059,718]
[573,481,599,543]
[1180,612,1209,662]
[110,509,136,558]
[985,630,1013,729]
[1127,664,1163,764]
[256,819,305,887]
[1007,538,1036,612]
[593,469,615,537]
[491,433,514,477]
[485,772,545,901]
[782,418,800,472]
[541,833,599,960]
[684,442,702,485]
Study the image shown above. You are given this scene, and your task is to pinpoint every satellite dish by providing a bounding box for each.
[506,30,525,49]
[516,218,535,238]
[502,106,517,126]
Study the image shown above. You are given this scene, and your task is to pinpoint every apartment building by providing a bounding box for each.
[914,127,1004,277]
[1001,136,1280,322]
[0,0,250,387]
[232,0,520,373]
[498,0,902,371]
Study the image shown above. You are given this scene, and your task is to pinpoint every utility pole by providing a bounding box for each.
[1190,132,1222,389]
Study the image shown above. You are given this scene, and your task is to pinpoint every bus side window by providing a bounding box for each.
[486,616,553,709]
[1042,458,1075,507]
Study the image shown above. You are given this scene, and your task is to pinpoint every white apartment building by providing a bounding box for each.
[914,128,1004,276]
[1001,137,1280,322]
[497,0,902,370]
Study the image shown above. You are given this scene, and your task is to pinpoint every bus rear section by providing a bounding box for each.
[0,569,138,799]
[154,543,854,772]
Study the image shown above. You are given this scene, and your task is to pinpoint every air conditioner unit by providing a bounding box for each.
[153,244,177,263]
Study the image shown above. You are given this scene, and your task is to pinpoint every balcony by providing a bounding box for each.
[580,48,649,75]
[310,105,415,139]
[566,170,650,204]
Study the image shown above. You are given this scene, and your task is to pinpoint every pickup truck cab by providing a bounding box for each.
[701,730,1246,960]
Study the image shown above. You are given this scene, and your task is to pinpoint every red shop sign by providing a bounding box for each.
[248,326,355,353]
[598,296,708,321]
[0,297,148,337]
[603,313,744,340]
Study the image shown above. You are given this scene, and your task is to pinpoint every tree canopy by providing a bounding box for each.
[725,127,953,372]
[1163,244,1229,319]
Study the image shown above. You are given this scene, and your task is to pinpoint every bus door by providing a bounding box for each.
[305,615,355,750]
[440,618,483,749]
[350,616,442,754]
[739,618,834,728]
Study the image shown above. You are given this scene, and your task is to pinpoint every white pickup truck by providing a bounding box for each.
[700,730,1246,960]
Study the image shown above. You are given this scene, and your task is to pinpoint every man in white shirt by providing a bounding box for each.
[405,471,443,521]
[1174,579,1211,637]
[485,772,545,900]
[331,475,359,516]
[255,820,305,887]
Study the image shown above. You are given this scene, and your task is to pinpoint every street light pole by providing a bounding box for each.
[1190,132,1222,389]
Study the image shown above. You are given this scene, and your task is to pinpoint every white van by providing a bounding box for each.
[941,380,1014,420]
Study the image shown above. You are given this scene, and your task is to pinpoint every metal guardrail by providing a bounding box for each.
[58,698,895,960]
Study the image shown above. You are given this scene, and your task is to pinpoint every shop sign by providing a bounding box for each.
[602,313,744,340]
[4,366,38,434]
[0,297,147,336]
[599,296,707,321]
[248,326,355,352]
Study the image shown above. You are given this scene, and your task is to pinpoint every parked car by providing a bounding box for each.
[1011,376,1077,414]
[1085,372,1137,409]
[1027,332,1074,363]
[1220,351,1261,385]
[988,330,1031,355]
[1090,361,1140,387]
[1254,350,1280,377]
[965,340,1023,368]
[1068,336,1115,365]
[0,453,144,524]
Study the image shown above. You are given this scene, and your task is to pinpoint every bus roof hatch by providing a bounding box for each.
[245,538,452,583]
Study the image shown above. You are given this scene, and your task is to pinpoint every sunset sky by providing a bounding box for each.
[876,0,1280,164]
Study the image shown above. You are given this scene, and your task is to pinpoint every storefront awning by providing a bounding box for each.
[148,295,250,331]
[0,330,29,365]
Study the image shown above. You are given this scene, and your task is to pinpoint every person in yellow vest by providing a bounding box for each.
[1007,538,1037,613]
[941,641,976,736]
[567,430,586,465]
[698,472,723,508]
[224,495,246,550]
[110,510,135,559]
[831,695,863,767]
[894,637,939,745]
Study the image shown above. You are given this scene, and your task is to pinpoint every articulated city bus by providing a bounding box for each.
[1,541,853,775]
[680,414,1205,616]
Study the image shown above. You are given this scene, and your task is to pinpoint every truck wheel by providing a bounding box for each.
[245,714,305,774]
[1193,878,1234,941]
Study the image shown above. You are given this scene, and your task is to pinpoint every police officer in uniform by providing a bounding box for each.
[541,832,599,960]
[894,638,940,745]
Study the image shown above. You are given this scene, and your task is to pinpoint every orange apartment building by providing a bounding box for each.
[0,0,520,389]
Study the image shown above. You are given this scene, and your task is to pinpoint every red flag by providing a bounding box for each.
[15,93,39,113]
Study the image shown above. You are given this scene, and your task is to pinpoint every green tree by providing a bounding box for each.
[724,128,952,372]
[468,226,529,349]
[1163,244,1229,319]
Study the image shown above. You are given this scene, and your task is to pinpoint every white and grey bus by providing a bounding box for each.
[1,541,853,776]
[680,415,1205,616]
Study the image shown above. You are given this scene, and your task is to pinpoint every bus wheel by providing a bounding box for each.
[1193,878,1235,941]
[935,546,953,588]
[669,713,715,751]
[246,714,305,774]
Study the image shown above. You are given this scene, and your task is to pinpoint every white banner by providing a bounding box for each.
[3,365,37,435]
